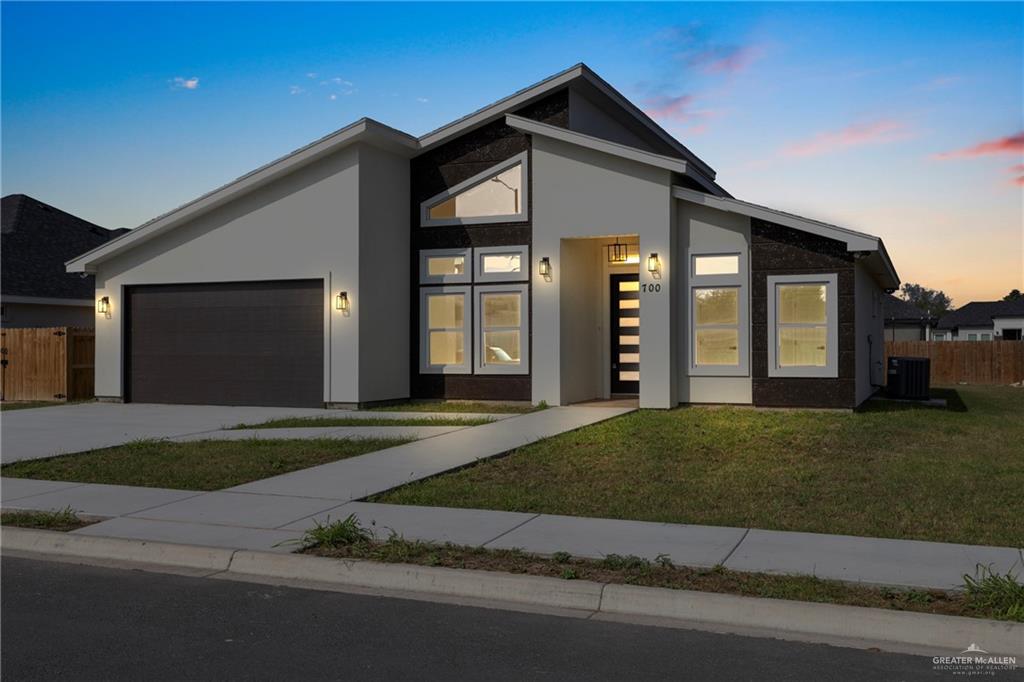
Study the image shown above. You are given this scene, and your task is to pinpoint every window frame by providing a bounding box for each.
[767,273,838,378]
[688,249,748,377]
[419,286,472,375]
[420,152,529,227]
[473,245,529,283]
[419,248,472,285]
[473,283,529,375]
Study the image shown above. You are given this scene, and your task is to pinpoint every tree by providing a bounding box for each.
[1004,289,1022,301]
[899,283,954,317]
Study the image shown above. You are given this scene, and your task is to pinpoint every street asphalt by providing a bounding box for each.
[0,556,968,681]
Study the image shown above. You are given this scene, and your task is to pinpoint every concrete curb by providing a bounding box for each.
[3,529,1022,656]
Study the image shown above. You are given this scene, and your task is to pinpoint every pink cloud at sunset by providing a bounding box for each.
[781,120,912,158]
[689,45,763,75]
[930,131,1024,160]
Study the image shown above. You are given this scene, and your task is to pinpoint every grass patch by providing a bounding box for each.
[234,416,492,429]
[0,401,63,412]
[1,507,93,531]
[368,400,542,414]
[1,438,411,491]
[374,385,1024,547]
[297,517,1024,622]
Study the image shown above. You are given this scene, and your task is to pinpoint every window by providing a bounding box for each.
[419,287,471,374]
[967,333,978,341]
[420,152,528,227]
[933,332,947,341]
[688,250,747,376]
[420,248,471,284]
[981,333,992,341]
[474,284,529,375]
[474,245,529,283]
[693,254,740,276]
[767,274,838,378]
[694,288,740,366]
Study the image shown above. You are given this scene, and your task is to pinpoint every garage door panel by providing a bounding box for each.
[127,280,324,407]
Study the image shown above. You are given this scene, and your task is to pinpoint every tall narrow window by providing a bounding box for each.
[767,274,838,378]
[421,152,529,227]
[474,284,529,375]
[420,287,471,374]
[694,288,740,366]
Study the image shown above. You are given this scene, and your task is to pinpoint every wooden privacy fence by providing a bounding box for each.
[0,327,95,402]
[885,340,1024,386]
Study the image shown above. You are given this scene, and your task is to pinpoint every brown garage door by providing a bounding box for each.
[126,280,324,407]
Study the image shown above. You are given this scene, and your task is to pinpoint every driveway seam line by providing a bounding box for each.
[0,481,89,502]
[480,513,542,547]
[115,491,209,518]
[718,528,751,566]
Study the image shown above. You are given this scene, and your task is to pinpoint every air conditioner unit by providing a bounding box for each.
[887,357,930,400]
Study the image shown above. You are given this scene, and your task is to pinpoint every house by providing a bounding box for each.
[66,64,899,410]
[882,294,937,341]
[932,300,1024,341]
[2,194,127,328]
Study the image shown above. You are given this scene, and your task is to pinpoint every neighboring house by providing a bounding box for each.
[882,294,937,341]
[933,300,1024,341]
[1,194,127,328]
[66,64,899,410]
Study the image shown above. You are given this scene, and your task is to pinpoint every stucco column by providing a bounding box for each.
[639,221,676,409]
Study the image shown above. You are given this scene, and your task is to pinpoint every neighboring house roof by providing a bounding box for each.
[671,186,900,290]
[883,294,936,324]
[936,300,1024,330]
[2,194,125,302]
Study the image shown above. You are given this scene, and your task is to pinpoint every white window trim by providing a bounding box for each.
[688,249,748,377]
[419,248,472,284]
[420,152,529,227]
[474,283,529,375]
[474,245,529,283]
[767,273,839,378]
[419,286,472,375]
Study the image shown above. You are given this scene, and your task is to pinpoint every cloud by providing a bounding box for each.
[643,94,696,122]
[328,94,337,101]
[931,132,1024,160]
[416,97,429,103]
[289,85,305,95]
[320,77,353,87]
[782,120,912,157]
[306,72,318,79]
[170,76,199,90]
[921,74,962,90]
[689,45,763,75]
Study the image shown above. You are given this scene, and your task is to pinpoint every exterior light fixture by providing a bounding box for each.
[538,257,551,277]
[96,296,110,315]
[335,291,349,312]
[608,240,630,263]
[647,253,660,273]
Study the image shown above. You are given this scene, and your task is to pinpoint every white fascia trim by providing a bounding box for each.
[66,118,418,274]
[507,115,687,173]
[0,295,93,307]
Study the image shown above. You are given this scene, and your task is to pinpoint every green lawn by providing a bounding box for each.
[368,400,540,414]
[1,438,411,491]
[374,386,1024,547]
[1,508,93,531]
[234,416,493,429]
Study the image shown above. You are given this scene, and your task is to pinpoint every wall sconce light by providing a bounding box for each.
[96,296,110,315]
[335,291,349,312]
[647,253,660,274]
[538,257,551,279]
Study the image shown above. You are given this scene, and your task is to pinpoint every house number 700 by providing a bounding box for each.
[641,283,662,293]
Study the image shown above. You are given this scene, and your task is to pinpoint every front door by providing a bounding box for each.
[610,273,640,394]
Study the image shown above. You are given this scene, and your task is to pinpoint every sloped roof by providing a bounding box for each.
[2,194,124,300]
[883,294,936,322]
[936,300,1024,330]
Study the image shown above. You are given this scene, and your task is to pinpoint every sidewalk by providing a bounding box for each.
[2,404,1019,591]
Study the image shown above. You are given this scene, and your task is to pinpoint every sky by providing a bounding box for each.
[2,2,1021,305]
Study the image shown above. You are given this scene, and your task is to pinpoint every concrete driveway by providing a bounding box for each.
[0,402,335,463]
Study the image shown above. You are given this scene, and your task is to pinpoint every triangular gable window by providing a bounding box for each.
[421,152,528,226]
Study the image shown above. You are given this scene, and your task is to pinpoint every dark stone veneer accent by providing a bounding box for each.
[409,90,569,400]
[750,219,856,408]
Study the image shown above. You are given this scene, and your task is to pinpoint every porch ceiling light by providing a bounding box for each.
[335,291,349,312]
[538,257,551,278]
[608,240,630,263]
[96,296,109,315]
[647,253,660,273]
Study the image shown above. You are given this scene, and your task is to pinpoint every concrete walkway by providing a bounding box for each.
[0,402,511,463]
[170,425,468,442]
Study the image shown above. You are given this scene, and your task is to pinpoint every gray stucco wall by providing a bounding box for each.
[1,302,94,329]
[92,142,409,404]
[568,88,658,153]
